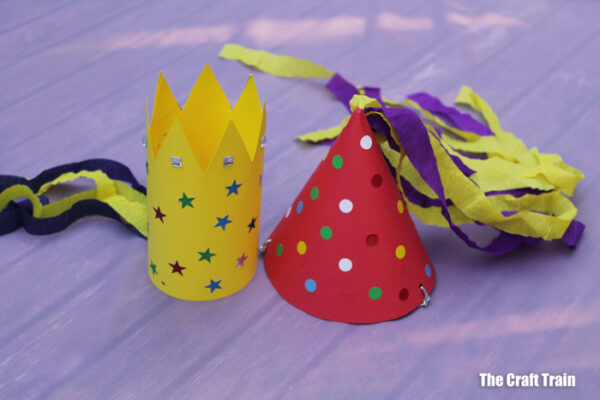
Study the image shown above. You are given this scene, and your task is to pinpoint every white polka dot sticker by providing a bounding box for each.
[339,199,353,213]
[360,135,372,150]
[285,205,291,218]
[338,258,353,272]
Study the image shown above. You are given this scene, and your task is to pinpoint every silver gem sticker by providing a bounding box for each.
[260,135,267,148]
[171,156,182,168]
[223,156,234,166]
[142,134,147,148]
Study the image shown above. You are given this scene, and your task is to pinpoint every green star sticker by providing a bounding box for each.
[198,248,216,263]
[178,192,195,208]
[149,260,158,275]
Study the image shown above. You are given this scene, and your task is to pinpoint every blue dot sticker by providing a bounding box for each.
[305,278,317,292]
[296,200,304,214]
[425,264,432,278]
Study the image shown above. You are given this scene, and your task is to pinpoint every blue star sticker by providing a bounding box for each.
[205,279,222,293]
[214,215,232,230]
[225,179,242,196]
[247,217,256,233]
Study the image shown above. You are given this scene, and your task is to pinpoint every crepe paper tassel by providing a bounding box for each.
[365,99,584,249]
[0,159,147,237]
[360,98,584,253]
[370,107,544,254]
[219,44,585,253]
[145,66,265,301]
[264,108,434,323]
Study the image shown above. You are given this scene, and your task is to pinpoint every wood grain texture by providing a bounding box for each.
[0,0,598,399]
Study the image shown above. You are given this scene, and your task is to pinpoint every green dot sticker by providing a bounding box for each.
[276,243,283,256]
[332,155,343,169]
[369,286,382,300]
[320,226,333,240]
[310,186,319,200]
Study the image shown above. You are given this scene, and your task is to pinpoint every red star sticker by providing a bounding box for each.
[154,206,166,223]
[169,260,186,276]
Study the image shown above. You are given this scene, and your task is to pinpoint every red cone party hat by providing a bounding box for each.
[264,108,435,323]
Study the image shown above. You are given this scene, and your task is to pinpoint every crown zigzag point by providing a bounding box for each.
[149,73,179,159]
[232,75,263,162]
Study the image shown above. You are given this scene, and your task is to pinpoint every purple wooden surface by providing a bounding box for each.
[1,0,598,399]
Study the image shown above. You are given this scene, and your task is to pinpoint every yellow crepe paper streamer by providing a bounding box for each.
[298,116,349,143]
[220,44,334,79]
[453,86,584,194]
[220,44,584,244]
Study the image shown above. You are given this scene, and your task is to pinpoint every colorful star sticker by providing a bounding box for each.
[169,260,186,276]
[225,179,242,196]
[235,253,248,268]
[153,206,166,223]
[247,217,257,233]
[149,260,158,275]
[198,248,216,263]
[214,215,232,230]
[178,192,195,208]
[205,279,222,293]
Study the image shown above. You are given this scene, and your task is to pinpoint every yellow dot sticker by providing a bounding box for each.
[397,199,404,214]
[395,245,406,259]
[297,241,307,255]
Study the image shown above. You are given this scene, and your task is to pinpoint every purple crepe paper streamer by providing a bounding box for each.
[486,188,550,198]
[401,176,454,208]
[449,153,476,177]
[362,86,384,105]
[562,220,585,247]
[366,113,401,152]
[326,73,357,112]
[402,178,552,208]
[429,125,476,177]
[407,92,494,136]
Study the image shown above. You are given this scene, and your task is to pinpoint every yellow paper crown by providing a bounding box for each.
[146,65,266,301]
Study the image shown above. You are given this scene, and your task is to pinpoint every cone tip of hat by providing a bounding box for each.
[351,107,366,118]
[346,106,372,135]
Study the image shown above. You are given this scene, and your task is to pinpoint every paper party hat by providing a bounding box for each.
[146,65,266,301]
[264,108,435,323]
